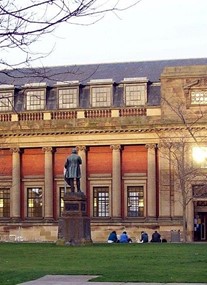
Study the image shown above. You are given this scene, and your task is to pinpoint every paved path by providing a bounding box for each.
[18,275,207,285]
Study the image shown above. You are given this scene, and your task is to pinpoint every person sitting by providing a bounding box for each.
[140,231,148,243]
[151,230,161,242]
[119,231,132,243]
[107,231,119,243]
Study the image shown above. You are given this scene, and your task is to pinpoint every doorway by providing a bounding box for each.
[194,213,207,241]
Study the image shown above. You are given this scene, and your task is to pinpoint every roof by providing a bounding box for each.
[1,58,207,87]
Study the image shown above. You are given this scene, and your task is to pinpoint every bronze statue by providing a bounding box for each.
[64,148,82,192]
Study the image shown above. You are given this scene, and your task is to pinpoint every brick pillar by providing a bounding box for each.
[77,146,87,194]
[111,145,121,219]
[43,147,53,220]
[146,144,156,217]
[10,148,21,219]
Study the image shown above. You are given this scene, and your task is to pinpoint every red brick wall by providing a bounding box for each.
[87,146,112,175]
[54,147,72,176]
[21,148,44,176]
[121,145,147,174]
[0,149,12,176]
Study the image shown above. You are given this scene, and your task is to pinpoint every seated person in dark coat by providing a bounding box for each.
[140,231,148,243]
[151,230,161,242]
[107,231,119,243]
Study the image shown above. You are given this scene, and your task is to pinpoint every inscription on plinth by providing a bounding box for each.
[58,192,92,245]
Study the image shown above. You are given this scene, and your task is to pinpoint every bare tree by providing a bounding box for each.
[0,0,140,68]
[158,96,207,242]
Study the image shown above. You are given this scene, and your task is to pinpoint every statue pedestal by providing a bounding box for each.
[57,192,92,245]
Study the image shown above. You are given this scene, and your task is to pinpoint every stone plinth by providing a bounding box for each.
[57,192,92,245]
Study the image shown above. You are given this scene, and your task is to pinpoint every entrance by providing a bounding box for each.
[194,213,207,241]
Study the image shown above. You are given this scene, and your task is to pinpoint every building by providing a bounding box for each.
[0,58,207,242]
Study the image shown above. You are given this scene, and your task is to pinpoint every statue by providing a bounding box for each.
[64,148,82,192]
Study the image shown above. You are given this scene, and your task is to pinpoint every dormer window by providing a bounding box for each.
[123,77,148,107]
[191,90,207,105]
[24,83,46,111]
[89,79,113,108]
[56,81,79,109]
[0,85,14,112]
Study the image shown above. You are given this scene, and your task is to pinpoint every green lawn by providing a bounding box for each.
[0,242,206,285]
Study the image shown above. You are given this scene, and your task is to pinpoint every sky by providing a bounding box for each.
[4,0,207,67]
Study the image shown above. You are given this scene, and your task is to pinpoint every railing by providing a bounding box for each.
[18,112,44,121]
[119,108,146,117]
[0,107,154,122]
[51,111,77,120]
[0,113,12,122]
[85,109,111,118]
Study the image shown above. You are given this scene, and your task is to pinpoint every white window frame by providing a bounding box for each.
[191,90,207,105]
[89,175,112,217]
[0,91,14,112]
[124,84,147,106]
[90,84,113,108]
[25,89,46,111]
[123,176,147,218]
[58,87,79,109]
[23,181,44,218]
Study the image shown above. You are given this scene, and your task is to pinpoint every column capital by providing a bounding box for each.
[10,147,21,153]
[77,145,87,152]
[42,147,53,153]
[145,143,157,149]
[110,145,121,151]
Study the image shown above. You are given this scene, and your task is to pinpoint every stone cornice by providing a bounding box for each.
[0,125,207,138]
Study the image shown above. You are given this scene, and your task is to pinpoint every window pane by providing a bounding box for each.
[93,187,109,217]
[127,186,144,217]
[191,91,207,105]
[0,92,13,111]
[125,85,146,106]
[0,188,10,217]
[27,188,42,218]
[26,90,45,110]
[91,87,111,107]
[58,88,78,109]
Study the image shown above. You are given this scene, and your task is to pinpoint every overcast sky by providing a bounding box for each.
[5,0,207,67]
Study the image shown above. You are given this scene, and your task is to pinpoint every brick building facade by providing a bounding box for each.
[0,58,207,242]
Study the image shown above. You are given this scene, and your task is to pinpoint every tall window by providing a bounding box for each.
[27,188,42,218]
[191,90,207,105]
[26,90,45,110]
[0,188,10,217]
[0,92,13,111]
[91,86,111,107]
[127,186,144,217]
[125,85,146,106]
[93,187,109,217]
[58,88,78,109]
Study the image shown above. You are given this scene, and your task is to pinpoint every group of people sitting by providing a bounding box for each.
[107,231,132,243]
[108,230,166,243]
[140,230,162,243]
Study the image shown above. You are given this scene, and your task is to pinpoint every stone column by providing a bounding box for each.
[43,147,53,220]
[77,146,87,194]
[10,148,21,220]
[146,144,156,217]
[187,199,194,242]
[111,145,121,219]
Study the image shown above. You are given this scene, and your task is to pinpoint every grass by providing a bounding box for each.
[0,242,206,285]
